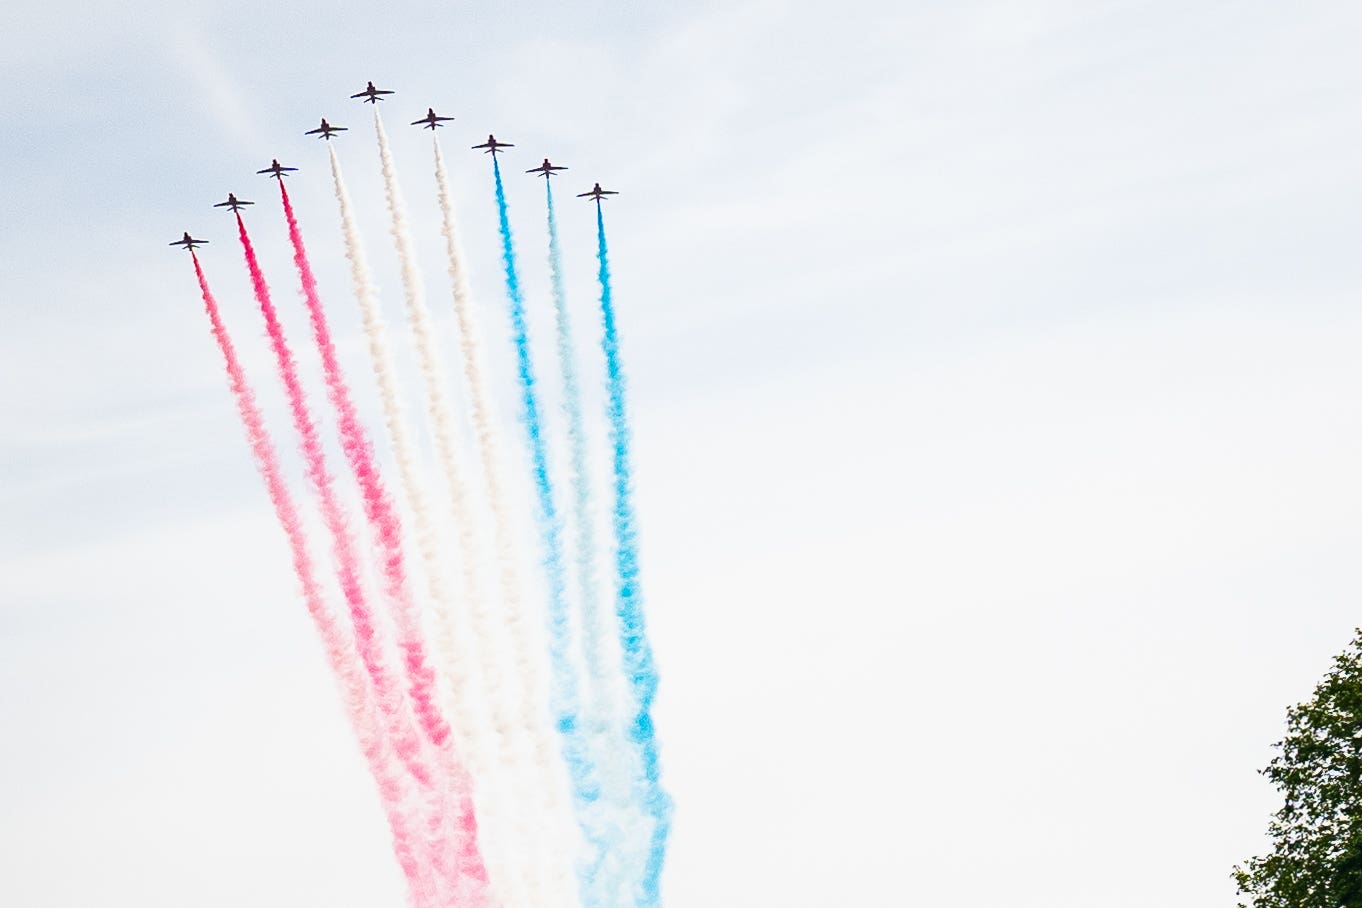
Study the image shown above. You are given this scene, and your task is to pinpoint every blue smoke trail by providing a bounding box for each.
[595,202,673,906]
[546,179,630,904]
[492,158,607,902]
[546,181,607,703]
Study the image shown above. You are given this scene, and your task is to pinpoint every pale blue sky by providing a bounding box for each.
[4,1,1362,906]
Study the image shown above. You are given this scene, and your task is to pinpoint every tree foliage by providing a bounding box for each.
[1235,631,1362,907]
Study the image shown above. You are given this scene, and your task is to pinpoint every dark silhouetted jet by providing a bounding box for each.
[305,118,347,140]
[526,158,568,179]
[577,183,619,202]
[213,193,253,212]
[472,134,514,155]
[257,159,298,180]
[169,232,208,251]
[411,108,455,130]
[351,81,394,103]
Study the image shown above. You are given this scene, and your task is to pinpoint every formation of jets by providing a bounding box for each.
[173,81,618,251]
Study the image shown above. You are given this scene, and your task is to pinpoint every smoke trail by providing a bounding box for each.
[492,157,606,899]
[434,139,585,908]
[545,179,632,905]
[544,181,606,697]
[371,112,483,704]
[275,184,491,906]
[231,213,460,903]
[370,114,551,908]
[327,145,528,908]
[594,205,673,907]
[190,254,434,908]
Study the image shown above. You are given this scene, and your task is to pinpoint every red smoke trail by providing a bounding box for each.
[276,184,490,905]
[190,253,434,907]
[231,214,461,900]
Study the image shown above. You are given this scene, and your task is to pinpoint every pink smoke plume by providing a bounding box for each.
[190,253,434,907]
[232,214,469,902]
[276,185,490,904]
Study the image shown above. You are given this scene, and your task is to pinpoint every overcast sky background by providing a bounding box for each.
[4,1,1362,905]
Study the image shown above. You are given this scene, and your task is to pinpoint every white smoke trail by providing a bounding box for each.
[327,141,515,908]
[375,113,581,908]
[432,138,581,908]
[430,138,580,903]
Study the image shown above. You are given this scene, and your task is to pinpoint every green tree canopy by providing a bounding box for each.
[1236,630,1362,908]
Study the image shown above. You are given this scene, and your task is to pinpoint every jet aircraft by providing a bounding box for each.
[213,193,254,212]
[351,81,394,103]
[305,118,347,140]
[472,134,514,155]
[577,183,619,202]
[411,108,455,130]
[257,159,298,179]
[169,232,208,251]
[526,158,568,179]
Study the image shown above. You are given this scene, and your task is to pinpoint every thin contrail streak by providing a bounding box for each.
[491,157,602,903]
[275,183,490,907]
[372,113,554,908]
[594,204,673,908]
[232,212,454,902]
[190,253,433,908]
